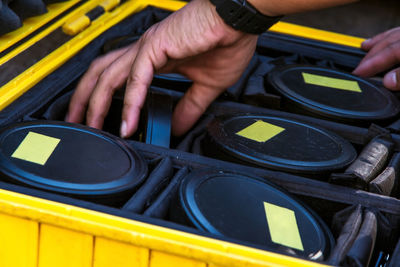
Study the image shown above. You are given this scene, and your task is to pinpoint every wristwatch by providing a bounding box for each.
[209,0,282,35]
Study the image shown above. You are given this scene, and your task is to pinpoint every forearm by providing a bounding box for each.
[248,0,359,16]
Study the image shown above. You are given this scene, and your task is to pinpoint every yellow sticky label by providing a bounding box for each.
[11,132,60,165]
[263,202,304,251]
[236,120,285,143]
[302,72,362,93]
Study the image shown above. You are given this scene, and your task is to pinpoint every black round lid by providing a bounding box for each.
[267,65,400,122]
[0,121,147,200]
[179,170,334,260]
[207,114,357,174]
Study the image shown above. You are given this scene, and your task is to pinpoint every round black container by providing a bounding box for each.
[205,114,357,175]
[0,120,147,204]
[173,170,334,260]
[267,65,400,123]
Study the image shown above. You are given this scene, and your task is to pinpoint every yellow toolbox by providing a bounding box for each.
[1,1,400,267]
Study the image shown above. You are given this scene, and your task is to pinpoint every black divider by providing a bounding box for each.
[1,6,400,266]
[122,156,174,213]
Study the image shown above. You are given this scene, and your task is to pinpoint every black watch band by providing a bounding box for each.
[209,0,282,35]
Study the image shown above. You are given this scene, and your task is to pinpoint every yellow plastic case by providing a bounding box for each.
[0,188,326,267]
[0,1,369,266]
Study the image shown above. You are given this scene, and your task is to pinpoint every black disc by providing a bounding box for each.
[267,65,400,122]
[0,121,147,204]
[177,170,334,260]
[206,114,357,175]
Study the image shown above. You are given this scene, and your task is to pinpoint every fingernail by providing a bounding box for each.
[120,120,127,138]
[363,38,371,45]
[352,67,360,75]
[384,71,397,89]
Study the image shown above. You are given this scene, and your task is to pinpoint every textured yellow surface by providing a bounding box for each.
[38,224,93,267]
[270,21,365,48]
[150,251,205,267]
[0,213,38,267]
[94,237,149,267]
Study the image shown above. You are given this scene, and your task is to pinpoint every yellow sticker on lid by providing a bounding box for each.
[11,131,60,165]
[236,120,285,143]
[263,202,304,251]
[302,72,362,93]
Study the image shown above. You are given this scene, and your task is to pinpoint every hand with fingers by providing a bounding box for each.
[353,27,400,90]
[66,0,358,138]
[66,0,258,137]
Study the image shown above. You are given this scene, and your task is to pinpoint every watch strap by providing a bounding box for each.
[210,0,282,35]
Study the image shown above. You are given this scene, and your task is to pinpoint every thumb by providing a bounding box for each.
[172,83,223,136]
[383,68,400,91]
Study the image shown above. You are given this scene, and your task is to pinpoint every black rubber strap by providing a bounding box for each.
[210,0,282,34]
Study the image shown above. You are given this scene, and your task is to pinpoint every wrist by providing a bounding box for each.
[202,0,250,43]
[247,0,282,16]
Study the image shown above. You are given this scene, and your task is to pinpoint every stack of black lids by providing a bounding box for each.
[267,65,400,123]
[143,91,173,148]
[175,170,334,260]
[0,120,147,204]
[206,114,357,175]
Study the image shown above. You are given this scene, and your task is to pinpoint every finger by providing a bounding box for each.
[120,42,168,138]
[383,67,400,90]
[172,83,223,136]
[362,27,400,51]
[356,31,400,70]
[358,38,396,68]
[85,44,140,129]
[67,46,130,123]
[353,42,400,77]
[361,33,386,51]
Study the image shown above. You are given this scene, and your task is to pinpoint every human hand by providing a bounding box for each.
[66,0,258,137]
[353,27,400,90]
